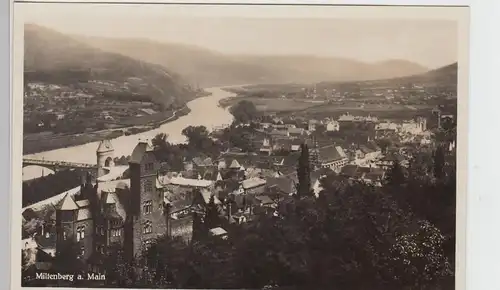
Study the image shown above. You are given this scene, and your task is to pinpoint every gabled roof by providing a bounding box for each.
[76,199,90,208]
[55,193,79,211]
[266,177,296,195]
[288,127,305,135]
[105,192,116,204]
[96,140,114,153]
[359,145,374,154]
[77,208,91,221]
[318,145,347,164]
[254,195,274,205]
[199,189,221,204]
[209,227,228,236]
[242,177,267,189]
[341,165,359,177]
[229,159,241,169]
[129,140,154,164]
[22,208,40,221]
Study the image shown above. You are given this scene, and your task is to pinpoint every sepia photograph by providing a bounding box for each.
[12,3,468,289]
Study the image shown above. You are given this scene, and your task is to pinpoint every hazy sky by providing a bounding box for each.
[15,3,466,68]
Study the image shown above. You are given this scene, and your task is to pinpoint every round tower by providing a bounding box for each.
[96,139,114,177]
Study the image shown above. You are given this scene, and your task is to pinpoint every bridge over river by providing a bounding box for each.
[22,158,97,172]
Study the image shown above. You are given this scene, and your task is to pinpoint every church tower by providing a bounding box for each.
[96,140,114,177]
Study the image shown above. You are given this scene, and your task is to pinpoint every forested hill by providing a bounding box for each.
[24,24,198,106]
[80,36,429,87]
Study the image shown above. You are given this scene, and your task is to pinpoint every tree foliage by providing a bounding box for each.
[230,100,258,124]
[433,146,446,180]
[296,143,312,198]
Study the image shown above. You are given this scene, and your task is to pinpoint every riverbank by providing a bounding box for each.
[23,105,191,155]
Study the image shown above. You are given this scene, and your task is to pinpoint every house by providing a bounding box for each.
[354,141,382,166]
[240,177,267,195]
[253,195,275,208]
[265,176,297,197]
[340,165,386,186]
[377,153,406,169]
[209,227,228,239]
[326,120,340,131]
[270,129,289,139]
[273,139,294,152]
[308,120,320,132]
[259,138,273,155]
[362,168,386,187]
[316,145,349,171]
[288,127,306,138]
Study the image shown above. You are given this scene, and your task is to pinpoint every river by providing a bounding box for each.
[23,86,238,180]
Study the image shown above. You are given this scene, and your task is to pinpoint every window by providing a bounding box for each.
[96,226,105,236]
[143,221,153,234]
[96,245,105,254]
[145,163,154,172]
[144,180,153,192]
[80,246,85,257]
[45,231,50,239]
[143,200,153,214]
[111,229,122,237]
[63,231,67,241]
[143,239,153,249]
[76,226,85,242]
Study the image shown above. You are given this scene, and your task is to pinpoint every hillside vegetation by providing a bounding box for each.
[24,24,198,106]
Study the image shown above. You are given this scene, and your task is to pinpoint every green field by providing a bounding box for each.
[222,96,435,120]
[221,97,324,112]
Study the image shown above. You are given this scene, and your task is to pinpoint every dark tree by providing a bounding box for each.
[104,245,137,287]
[204,194,221,230]
[181,125,209,147]
[376,138,392,153]
[152,132,169,149]
[230,100,258,124]
[296,143,312,198]
[384,161,406,187]
[433,146,446,180]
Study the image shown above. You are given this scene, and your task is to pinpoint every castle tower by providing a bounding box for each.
[55,193,79,257]
[128,139,165,256]
[97,140,114,177]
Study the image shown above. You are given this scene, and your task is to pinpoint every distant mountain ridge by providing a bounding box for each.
[24,24,197,106]
[386,62,458,86]
[77,35,430,87]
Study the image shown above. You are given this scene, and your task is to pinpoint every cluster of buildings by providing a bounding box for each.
[22,139,328,274]
[21,109,450,276]
[23,81,163,134]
